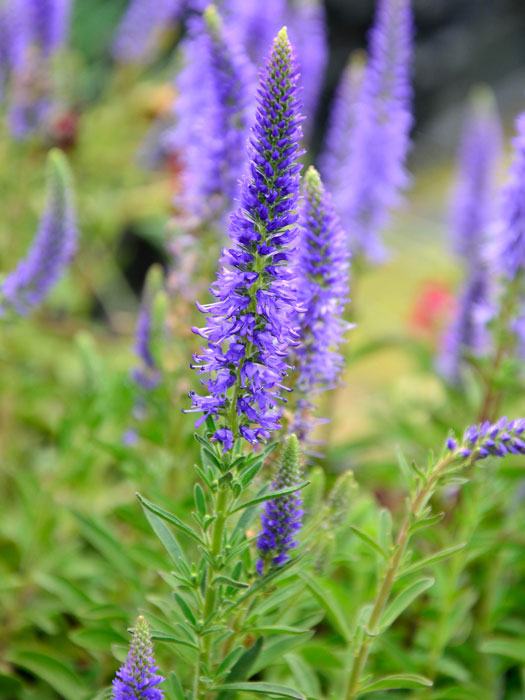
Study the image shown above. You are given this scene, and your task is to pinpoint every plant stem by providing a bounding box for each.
[194,484,230,700]
[344,455,454,700]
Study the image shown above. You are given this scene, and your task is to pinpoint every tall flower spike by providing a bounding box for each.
[112,615,164,700]
[346,0,414,262]
[257,434,304,574]
[450,89,502,262]
[291,166,351,444]
[319,53,365,220]
[112,0,183,64]
[496,113,525,279]
[0,149,77,316]
[173,5,254,222]
[446,417,525,462]
[437,91,501,384]
[187,27,304,451]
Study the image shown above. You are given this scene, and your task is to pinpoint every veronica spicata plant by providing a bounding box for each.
[0,149,76,316]
[290,166,350,446]
[129,28,312,700]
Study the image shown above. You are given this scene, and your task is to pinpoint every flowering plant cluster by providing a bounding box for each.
[3,2,525,700]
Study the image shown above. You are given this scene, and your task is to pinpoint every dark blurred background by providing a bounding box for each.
[320,0,525,157]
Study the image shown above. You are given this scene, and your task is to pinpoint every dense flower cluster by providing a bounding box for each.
[291,166,350,442]
[188,27,304,450]
[447,417,525,461]
[173,5,254,221]
[257,434,304,573]
[0,150,76,315]
[112,0,183,63]
[113,616,164,700]
[3,0,72,137]
[345,0,413,262]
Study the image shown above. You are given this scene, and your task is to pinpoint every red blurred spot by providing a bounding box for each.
[409,280,455,342]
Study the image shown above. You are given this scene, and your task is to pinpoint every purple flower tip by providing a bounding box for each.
[112,616,164,700]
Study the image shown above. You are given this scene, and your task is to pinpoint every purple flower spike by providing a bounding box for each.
[438,91,501,384]
[496,114,525,279]
[291,166,351,444]
[112,0,183,64]
[187,27,304,450]
[447,417,525,463]
[319,52,365,210]
[112,616,164,700]
[0,150,77,316]
[173,5,254,221]
[257,434,303,574]
[450,89,502,262]
[346,0,414,263]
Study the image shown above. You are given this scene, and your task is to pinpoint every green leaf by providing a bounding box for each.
[217,638,263,700]
[251,625,310,636]
[8,650,88,700]
[379,577,434,631]
[167,671,186,700]
[409,512,444,534]
[359,674,433,693]
[213,575,249,589]
[194,483,206,518]
[398,543,466,578]
[174,593,197,627]
[479,636,525,663]
[213,682,305,699]
[299,572,351,641]
[71,511,137,581]
[70,626,127,652]
[142,504,191,575]
[151,631,199,650]
[229,482,309,515]
[138,494,204,545]
[349,526,387,558]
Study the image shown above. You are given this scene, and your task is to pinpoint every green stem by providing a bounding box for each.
[344,455,454,700]
[194,484,230,700]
